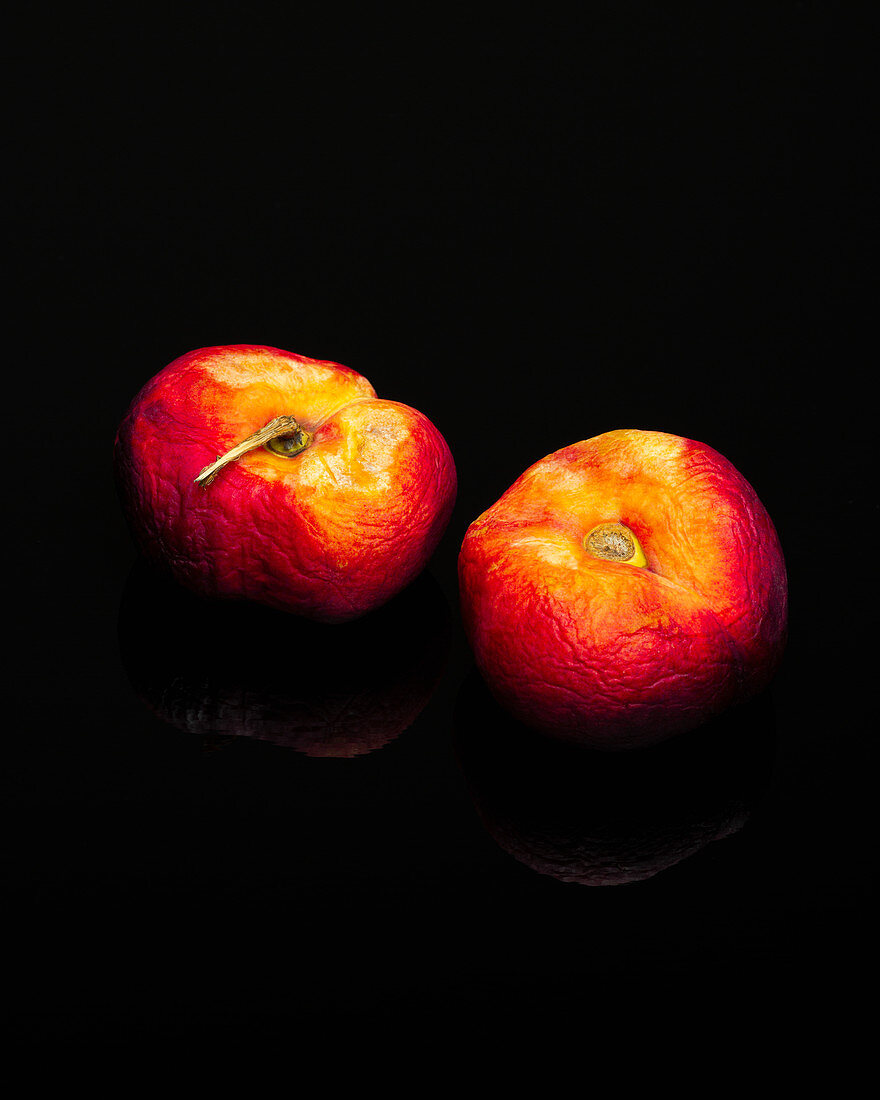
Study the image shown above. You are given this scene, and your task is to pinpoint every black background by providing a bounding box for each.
[8,3,875,1055]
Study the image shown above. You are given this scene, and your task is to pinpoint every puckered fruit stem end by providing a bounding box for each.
[584,522,647,568]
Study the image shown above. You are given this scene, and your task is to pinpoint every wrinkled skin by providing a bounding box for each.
[115,345,457,622]
[458,429,788,750]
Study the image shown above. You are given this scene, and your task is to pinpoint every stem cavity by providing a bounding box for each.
[584,522,648,567]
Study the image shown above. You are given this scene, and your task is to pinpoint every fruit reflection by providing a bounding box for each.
[118,559,451,756]
[453,669,776,885]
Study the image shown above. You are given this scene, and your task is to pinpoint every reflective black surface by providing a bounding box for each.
[8,5,873,1053]
[454,670,779,887]
[118,559,452,757]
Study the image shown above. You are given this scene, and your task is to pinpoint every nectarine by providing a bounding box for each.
[458,429,788,749]
[115,345,457,622]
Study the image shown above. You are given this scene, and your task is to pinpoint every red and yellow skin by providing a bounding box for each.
[458,429,788,750]
[114,345,457,622]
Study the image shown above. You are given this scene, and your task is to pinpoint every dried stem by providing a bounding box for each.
[194,415,312,489]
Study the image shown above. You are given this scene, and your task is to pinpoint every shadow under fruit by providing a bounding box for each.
[117,558,452,757]
[454,668,778,886]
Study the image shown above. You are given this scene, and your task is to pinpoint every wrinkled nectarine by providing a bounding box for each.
[458,429,788,749]
[115,345,457,622]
